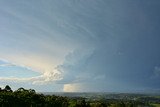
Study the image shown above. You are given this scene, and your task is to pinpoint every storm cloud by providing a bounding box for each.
[0,0,160,92]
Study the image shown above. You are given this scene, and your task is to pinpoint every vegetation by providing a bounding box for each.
[0,85,160,107]
[0,85,68,107]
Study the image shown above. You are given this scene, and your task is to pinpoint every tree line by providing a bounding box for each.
[0,85,158,107]
[0,85,68,107]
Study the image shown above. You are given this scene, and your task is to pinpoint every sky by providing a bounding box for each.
[0,0,160,92]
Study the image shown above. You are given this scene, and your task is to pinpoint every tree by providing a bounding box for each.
[16,87,26,92]
[28,89,36,93]
[4,85,12,92]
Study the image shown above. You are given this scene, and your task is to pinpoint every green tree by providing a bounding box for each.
[4,85,12,92]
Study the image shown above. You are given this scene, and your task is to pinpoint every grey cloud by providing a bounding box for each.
[152,66,160,78]
[56,48,95,84]
[1,0,160,92]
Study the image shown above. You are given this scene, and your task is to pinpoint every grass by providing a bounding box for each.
[151,104,160,107]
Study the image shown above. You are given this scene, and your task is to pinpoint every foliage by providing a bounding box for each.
[0,85,68,107]
[0,85,159,107]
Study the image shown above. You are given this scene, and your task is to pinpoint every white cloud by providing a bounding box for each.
[0,70,62,85]
[0,59,62,85]
[63,83,82,92]
[0,63,15,67]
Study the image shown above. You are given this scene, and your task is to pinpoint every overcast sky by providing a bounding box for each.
[0,0,160,92]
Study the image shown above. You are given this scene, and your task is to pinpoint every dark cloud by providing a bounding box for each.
[1,0,160,92]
